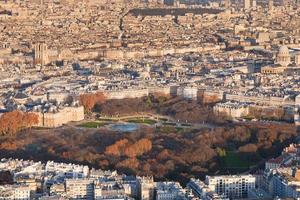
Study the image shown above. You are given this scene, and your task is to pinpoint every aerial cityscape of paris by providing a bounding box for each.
[1,0,300,199]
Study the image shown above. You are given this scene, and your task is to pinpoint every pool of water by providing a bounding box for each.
[109,123,139,132]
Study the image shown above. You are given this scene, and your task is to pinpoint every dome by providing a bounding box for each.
[278,46,290,55]
[276,45,291,67]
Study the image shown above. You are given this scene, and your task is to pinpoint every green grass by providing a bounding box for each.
[78,121,107,128]
[157,126,177,134]
[222,151,256,169]
[126,118,157,125]
[176,127,184,132]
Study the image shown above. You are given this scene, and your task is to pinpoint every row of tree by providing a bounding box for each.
[105,138,152,158]
[0,111,39,135]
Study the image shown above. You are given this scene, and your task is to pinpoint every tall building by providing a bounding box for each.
[268,172,300,198]
[295,53,300,66]
[244,0,251,9]
[205,175,256,199]
[174,0,180,7]
[269,0,274,10]
[137,176,155,200]
[34,43,49,66]
[224,0,231,9]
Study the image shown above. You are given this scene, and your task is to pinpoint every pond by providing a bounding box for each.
[109,123,139,132]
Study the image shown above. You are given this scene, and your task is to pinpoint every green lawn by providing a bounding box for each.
[78,121,107,128]
[156,126,176,134]
[126,118,157,125]
[222,151,256,169]
[176,127,184,132]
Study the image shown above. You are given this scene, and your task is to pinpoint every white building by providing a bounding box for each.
[213,101,250,118]
[276,46,291,67]
[177,86,198,100]
[155,182,185,200]
[45,161,89,178]
[187,179,228,200]
[65,179,94,199]
[244,0,251,9]
[137,176,155,200]
[182,87,198,100]
[0,185,31,200]
[205,175,256,199]
[94,181,125,200]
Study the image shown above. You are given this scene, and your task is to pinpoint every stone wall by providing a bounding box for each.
[74,45,223,61]
[36,106,84,127]
[104,89,149,100]
[103,86,179,100]
[225,93,295,107]
[202,90,224,104]
[213,104,250,118]
[148,86,178,96]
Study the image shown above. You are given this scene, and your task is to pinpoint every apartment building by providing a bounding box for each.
[205,175,256,199]
[65,179,94,199]
[0,185,31,200]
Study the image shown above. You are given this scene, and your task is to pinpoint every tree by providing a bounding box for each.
[0,111,39,135]
[157,149,170,160]
[79,92,106,112]
[24,113,39,128]
[124,139,152,158]
[216,147,226,157]
[105,139,129,156]
[116,158,139,170]
[238,144,258,153]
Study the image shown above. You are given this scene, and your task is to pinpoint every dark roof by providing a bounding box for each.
[14,93,29,99]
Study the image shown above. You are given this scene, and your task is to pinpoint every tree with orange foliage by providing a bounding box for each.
[105,139,129,156]
[238,143,258,153]
[79,92,106,112]
[157,149,170,161]
[0,141,18,150]
[116,158,140,169]
[0,111,39,135]
[124,138,152,158]
[23,112,39,128]
[105,138,152,158]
